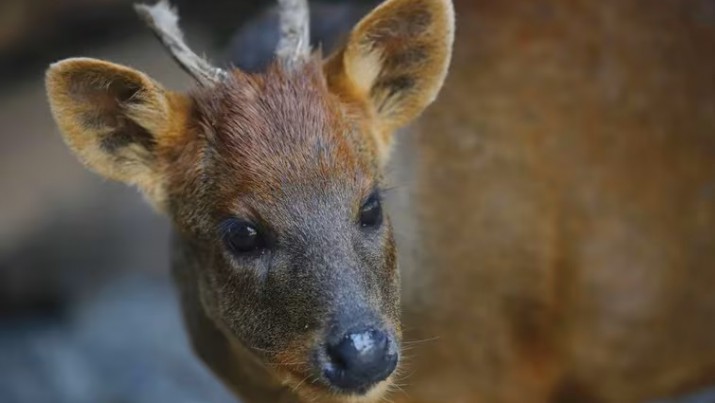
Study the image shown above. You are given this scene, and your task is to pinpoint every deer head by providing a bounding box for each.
[45,0,454,401]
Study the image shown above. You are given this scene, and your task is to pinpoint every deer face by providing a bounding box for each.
[45,0,453,401]
[175,62,403,397]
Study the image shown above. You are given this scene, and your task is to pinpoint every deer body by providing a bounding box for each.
[394,1,715,402]
[44,0,715,402]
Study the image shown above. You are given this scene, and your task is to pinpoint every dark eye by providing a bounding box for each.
[221,219,266,255]
[359,192,383,228]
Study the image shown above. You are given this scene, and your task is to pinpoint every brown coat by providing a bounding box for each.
[394,1,715,402]
[45,0,715,402]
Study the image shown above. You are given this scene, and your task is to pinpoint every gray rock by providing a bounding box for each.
[0,274,236,403]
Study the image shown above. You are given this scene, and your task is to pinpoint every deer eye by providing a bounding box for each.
[221,219,266,255]
[359,192,383,228]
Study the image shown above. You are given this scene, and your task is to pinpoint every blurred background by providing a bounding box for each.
[0,1,713,403]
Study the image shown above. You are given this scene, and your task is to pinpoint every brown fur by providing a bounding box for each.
[324,0,453,161]
[44,0,715,402]
[45,58,191,207]
[395,1,715,402]
[165,59,404,403]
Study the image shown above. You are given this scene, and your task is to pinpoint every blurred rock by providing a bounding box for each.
[0,0,131,52]
[0,0,264,86]
[0,188,170,315]
[225,0,378,72]
[0,273,235,403]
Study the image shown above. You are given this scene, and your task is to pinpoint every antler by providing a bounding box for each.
[134,0,228,86]
[276,0,311,69]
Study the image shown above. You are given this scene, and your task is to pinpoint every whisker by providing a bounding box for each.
[402,336,441,346]
[249,346,276,353]
[291,375,311,393]
[265,362,307,368]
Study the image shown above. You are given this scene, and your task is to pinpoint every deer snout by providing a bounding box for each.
[322,327,398,393]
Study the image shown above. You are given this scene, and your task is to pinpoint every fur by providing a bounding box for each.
[44,0,715,402]
[45,1,453,401]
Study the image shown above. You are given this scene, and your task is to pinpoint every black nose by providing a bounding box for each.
[323,328,398,393]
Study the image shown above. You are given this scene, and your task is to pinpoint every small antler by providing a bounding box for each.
[134,0,228,86]
[276,0,311,69]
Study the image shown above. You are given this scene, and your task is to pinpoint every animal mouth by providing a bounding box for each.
[276,334,400,400]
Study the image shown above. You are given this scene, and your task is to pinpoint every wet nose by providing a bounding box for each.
[323,328,398,393]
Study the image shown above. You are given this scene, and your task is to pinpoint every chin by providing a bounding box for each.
[290,378,394,403]
[345,381,392,403]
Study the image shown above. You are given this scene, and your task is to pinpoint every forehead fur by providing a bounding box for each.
[187,59,375,214]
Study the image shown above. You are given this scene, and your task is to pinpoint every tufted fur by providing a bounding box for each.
[45,58,191,208]
[324,0,454,161]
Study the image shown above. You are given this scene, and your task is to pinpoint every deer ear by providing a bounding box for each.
[325,0,454,135]
[46,58,186,207]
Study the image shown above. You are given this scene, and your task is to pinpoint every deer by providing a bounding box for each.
[44,0,715,402]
